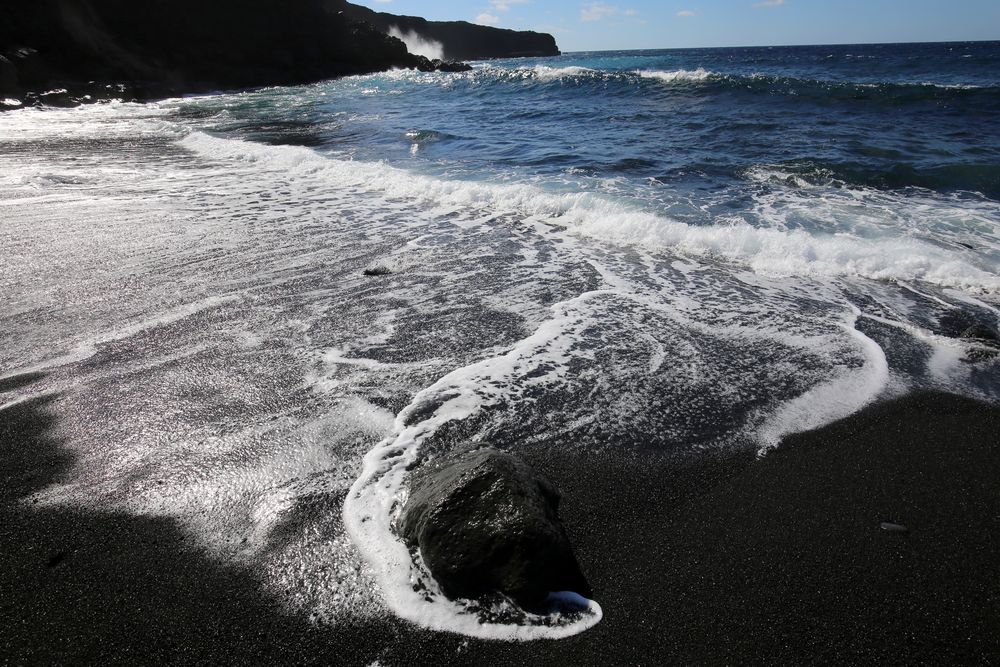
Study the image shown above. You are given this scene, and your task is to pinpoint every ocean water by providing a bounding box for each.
[1,42,999,639]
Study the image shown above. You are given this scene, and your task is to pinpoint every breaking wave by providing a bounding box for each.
[179,131,1000,292]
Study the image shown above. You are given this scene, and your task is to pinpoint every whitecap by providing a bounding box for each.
[178,131,1000,293]
[637,68,714,83]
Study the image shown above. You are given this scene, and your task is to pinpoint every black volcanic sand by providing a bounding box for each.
[2,387,998,664]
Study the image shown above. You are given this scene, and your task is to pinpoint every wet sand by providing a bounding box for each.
[2,388,998,664]
[513,390,1000,664]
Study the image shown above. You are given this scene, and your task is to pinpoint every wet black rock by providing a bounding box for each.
[937,310,979,338]
[432,60,474,73]
[410,56,472,73]
[879,521,909,534]
[954,322,1000,362]
[422,58,474,73]
[961,324,1000,345]
[399,447,591,608]
[362,266,392,276]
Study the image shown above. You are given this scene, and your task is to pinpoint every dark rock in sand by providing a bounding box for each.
[963,347,999,363]
[961,323,1000,345]
[399,447,591,608]
[363,266,392,276]
[46,551,68,568]
[879,521,909,533]
[937,310,979,338]
[937,313,1000,360]
[954,322,1000,362]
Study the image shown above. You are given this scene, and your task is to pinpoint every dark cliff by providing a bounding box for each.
[0,0,554,107]
[341,3,560,61]
[1,0,416,105]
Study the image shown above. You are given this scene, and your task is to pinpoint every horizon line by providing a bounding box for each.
[558,37,1000,54]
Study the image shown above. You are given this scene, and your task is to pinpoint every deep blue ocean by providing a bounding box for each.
[1,41,999,637]
[195,42,1000,196]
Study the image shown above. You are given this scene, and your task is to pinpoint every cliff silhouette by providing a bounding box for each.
[0,0,559,107]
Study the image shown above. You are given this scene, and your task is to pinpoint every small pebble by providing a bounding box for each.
[880,522,909,533]
[46,552,67,568]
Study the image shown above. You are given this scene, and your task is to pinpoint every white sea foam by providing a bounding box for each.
[0,295,236,378]
[638,68,714,83]
[757,304,890,452]
[388,26,445,61]
[344,292,605,640]
[178,131,1000,292]
[918,81,983,90]
[532,65,596,81]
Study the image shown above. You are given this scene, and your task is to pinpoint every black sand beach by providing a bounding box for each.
[2,385,998,665]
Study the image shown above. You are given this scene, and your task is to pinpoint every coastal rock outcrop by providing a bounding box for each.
[0,0,502,107]
[398,447,591,608]
[416,59,474,74]
[342,4,561,61]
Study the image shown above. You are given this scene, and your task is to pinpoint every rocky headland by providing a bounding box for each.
[0,0,558,108]
[342,3,560,61]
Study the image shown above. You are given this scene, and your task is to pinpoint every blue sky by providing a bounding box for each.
[353,1,1000,52]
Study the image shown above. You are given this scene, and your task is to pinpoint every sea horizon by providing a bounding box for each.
[561,38,1000,53]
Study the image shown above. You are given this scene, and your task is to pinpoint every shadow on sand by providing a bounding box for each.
[3,379,999,665]
[0,390,437,665]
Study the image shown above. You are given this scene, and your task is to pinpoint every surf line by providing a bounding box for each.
[757,302,889,455]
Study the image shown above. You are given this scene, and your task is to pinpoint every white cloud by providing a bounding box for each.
[475,12,501,25]
[624,8,637,16]
[580,2,617,22]
[677,9,696,17]
[753,0,786,7]
[490,0,529,10]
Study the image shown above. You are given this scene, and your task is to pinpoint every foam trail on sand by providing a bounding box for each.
[0,295,236,378]
[757,304,889,453]
[344,293,604,640]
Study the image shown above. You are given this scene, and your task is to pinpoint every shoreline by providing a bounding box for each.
[2,390,998,663]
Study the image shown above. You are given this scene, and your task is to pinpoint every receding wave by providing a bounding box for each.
[179,131,1000,292]
[637,68,714,83]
